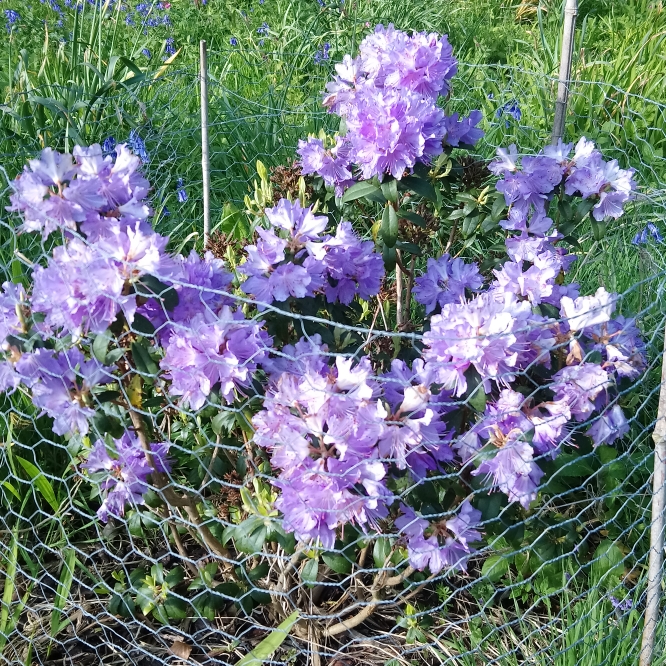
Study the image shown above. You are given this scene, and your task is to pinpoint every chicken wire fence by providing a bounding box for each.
[0,44,665,666]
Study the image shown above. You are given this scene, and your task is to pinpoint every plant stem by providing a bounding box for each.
[396,250,403,328]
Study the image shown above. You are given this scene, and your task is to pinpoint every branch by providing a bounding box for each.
[128,408,230,559]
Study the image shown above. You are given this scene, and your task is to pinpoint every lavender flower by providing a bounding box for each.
[609,595,632,612]
[297,136,354,196]
[160,308,268,409]
[15,348,111,436]
[84,431,170,522]
[413,254,483,313]
[396,502,481,574]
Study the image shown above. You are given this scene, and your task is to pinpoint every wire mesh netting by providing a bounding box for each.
[0,37,666,666]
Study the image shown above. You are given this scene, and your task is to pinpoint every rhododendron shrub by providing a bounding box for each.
[0,24,643,608]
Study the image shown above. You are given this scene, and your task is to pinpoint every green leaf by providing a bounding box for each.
[597,445,618,465]
[16,457,59,512]
[131,341,159,376]
[211,410,237,436]
[164,595,188,621]
[230,517,268,554]
[591,218,607,240]
[92,413,125,439]
[381,205,399,248]
[92,330,113,364]
[399,211,426,227]
[341,181,381,204]
[381,179,399,203]
[373,538,392,570]
[322,553,352,575]
[395,241,422,256]
[401,175,437,202]
[558,200,573,223]
[481,555,510,583]
[131,313,156,336]
[590,540,625,587]
[165,566,185,586]
[382,244,397,271]
[552,453,595,478]
[481,215,499,234]
[448,208,467,221]
[235,611,300,666]
[247,562,270,583]
[135,275,179,311]
[301,557,319,585]
[574,199,595,223]
[221,202,251,240]
[491,196,506,222]
[462,214,480,238]
[468,385,487,412]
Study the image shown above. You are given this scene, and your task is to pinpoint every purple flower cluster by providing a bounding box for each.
[396,502,481,574]
[240,198,384,307]
[417,223,641,508]
[4,348,111,436]
[160,307,268,410]
[413,253,483,313]
[84,431,170,522]
[490,138,636,234]
[253,349,461,556]
[298,24,482,188]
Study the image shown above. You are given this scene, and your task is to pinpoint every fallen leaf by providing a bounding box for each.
[170,641,192,660]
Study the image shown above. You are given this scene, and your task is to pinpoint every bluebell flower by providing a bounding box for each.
[165,37,176,56]
[125,14,135,26]
[230,37,238,46]
[633,222,663,245]
[136,2,149,15]
[141,48,151,58]
[128,129,149,163]
[317,0,325,6]
[102,136,117,155]
[176,178,188,203]
[163,206,171,217]
[257,22,269,35]
[258,39,264,46]
[314,42,330,64]
[496,100,521,127]
[5,9,20,32]
[609,595,632,612]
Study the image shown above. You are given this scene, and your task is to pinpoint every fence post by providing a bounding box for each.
[551,0,578,144]
[200,39,211,246]
[640,326,666,666]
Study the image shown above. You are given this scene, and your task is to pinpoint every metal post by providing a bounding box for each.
[200,40,211,247]
[551,0,578,144]
[640,324,666,666]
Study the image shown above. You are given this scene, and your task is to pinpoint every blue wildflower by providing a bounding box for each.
[165,37,176,56]
[102,136,117,155]
[496,100,521,127]
[5,9,20,31]
[141,48,151,58]
[632,222,663,246]
[125,14,135,26]
[258,39,264,46]
[257,22,269,35]
[128,129,149,163]
[136,2,149,15]
[176,178,188,203]
[609,595,632,612]
[230,37,238,46]
[314,42,330,64]
[316,0,325,6]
